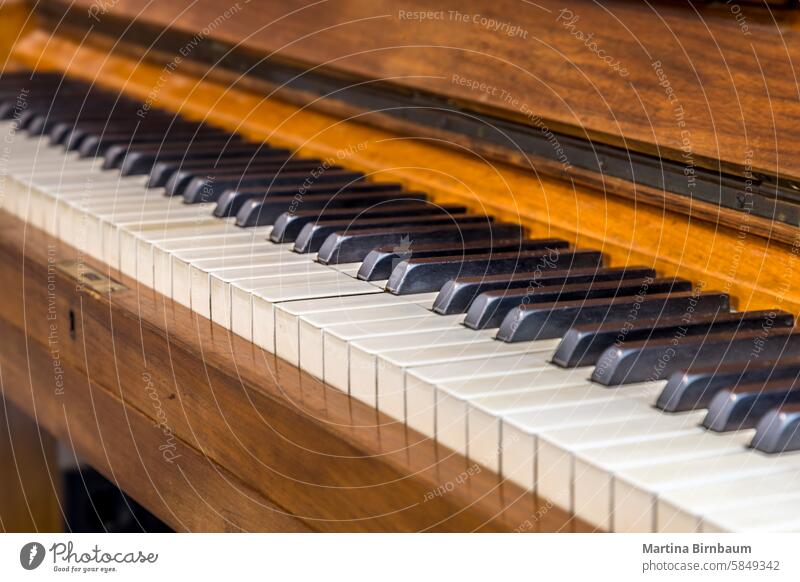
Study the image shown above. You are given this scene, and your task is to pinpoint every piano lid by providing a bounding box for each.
[27,0,800,228]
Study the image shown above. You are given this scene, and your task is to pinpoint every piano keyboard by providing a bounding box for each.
[4,72,800,533]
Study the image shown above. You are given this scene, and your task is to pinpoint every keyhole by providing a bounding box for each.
[69,309,76,339]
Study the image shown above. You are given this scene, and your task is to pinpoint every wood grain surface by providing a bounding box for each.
[39,0,800,182]
[0,397,62,532]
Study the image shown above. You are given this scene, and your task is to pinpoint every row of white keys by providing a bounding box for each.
[700,493,800,532]
[657,470,800,532]
[612,450,800,532]
[150,230,274,295]
[207,259,361,328]
[497,374,786,532]
[245,277,385,351]
[274,292,440,368]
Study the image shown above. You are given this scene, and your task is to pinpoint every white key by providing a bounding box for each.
[190,255,319,317]
[299,302,435,374]
[208,252,336,324]
[701,494,800,532]
[575,430,753,532]
[535,408,702,512]
[274,291,438,367]
[657,470,800,532]
[350,327,497,407]
[243,279,382,350]
[150,228,272,294]
[612,450,800,532]
[433,366,593,458]
[493,397,658,477]
[386,339,561,431]
[319,314,465,387]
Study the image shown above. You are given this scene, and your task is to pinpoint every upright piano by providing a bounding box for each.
[1,0,800,533]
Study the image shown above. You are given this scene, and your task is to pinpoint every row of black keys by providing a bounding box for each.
[5,73,800,454]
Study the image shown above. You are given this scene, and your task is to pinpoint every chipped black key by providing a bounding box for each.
[386,248,601,295]
[318,223,532,265]
[270,202,463,243]
[294,214,488,254]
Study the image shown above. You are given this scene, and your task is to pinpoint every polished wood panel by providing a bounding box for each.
[11,30,800,314]
[46,0,800,181]
[0,398,62,532]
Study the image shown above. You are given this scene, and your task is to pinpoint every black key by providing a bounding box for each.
[658,357,800,412]
[222,186,407,220]
[182,169,363,203]
[320,222,528,261]
[318,223,533,265]
[59,120,205,148]
[497,292,731,343]
[751,404,800,453]
[554,310,793,368]
[0,94,120,119]
[432,266,656,315]
[22,107,149,133]
[465,277,691,330]
[148,153,296,188]
[74,127,231,156]
[294,214,489,254]
[386,249,602,295]
[703,380,800,432]
[108,143,263,174]
[592,327,800,386]
[356,238,564,280]
[270,202,461,243]
[169,160,331,197]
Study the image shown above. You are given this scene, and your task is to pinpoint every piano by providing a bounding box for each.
[1,0,800,533]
